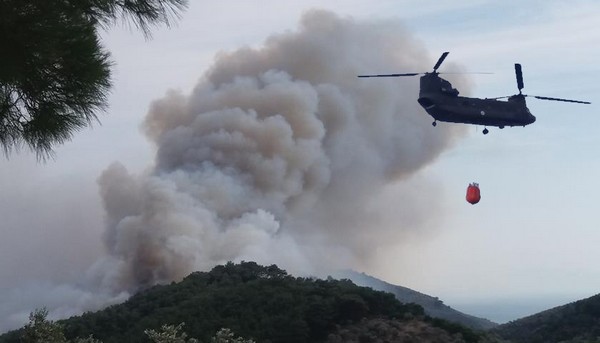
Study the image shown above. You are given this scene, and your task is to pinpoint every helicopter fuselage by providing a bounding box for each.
[417,73,536,128]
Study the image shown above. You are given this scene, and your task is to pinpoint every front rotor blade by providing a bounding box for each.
[433,52,449,72]
[438,72,494,75]
[515,63,524,92]
[532,95,591,104]
[357,73,420,78]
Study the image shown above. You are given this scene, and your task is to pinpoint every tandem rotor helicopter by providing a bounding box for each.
[358,52,591,134]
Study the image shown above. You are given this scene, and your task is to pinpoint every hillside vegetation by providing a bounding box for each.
[0,262,499,343]
[338,270,497,330]
[493,293,600,342]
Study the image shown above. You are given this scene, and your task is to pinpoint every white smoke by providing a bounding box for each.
[1,10,469,332]
[97,9,468,291]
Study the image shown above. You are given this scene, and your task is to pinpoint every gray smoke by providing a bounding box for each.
[98,10,468,292]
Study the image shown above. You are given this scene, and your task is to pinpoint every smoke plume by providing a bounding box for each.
[96,10,467,292]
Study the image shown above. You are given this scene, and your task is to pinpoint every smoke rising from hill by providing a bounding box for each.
[0,10,469,332]
[97,9,467,291]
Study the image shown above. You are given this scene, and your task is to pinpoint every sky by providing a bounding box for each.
[1,0,599,329]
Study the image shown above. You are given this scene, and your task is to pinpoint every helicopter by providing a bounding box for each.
[358,52,591,134]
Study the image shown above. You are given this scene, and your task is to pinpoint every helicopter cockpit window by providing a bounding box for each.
[440,79,459,96]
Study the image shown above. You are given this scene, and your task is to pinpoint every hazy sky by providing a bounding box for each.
[1,0,599,329]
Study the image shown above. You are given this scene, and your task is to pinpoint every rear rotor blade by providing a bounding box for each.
[531,95,591,104]
[357,73,421,78]
[515,63,524,93]
[433,52,449,72]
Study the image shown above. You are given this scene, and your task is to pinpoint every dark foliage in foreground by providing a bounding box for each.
[0,0,187,158]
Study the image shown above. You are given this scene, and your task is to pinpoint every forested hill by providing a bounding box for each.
[0,262,498,343]
[493,293,600,342]
[337,270,498,330]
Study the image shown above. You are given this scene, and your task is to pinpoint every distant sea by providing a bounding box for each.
[448,295,590,323]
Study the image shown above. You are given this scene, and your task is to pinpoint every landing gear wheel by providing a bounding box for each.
[483,128,489,135]
[432,121,437,127]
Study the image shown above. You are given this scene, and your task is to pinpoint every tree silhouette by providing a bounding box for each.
[0,0,187,158]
